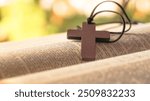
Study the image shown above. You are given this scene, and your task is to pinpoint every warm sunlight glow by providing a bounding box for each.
[40,0,53,10]
[0,0,150,42]
[69,0,120,16]
[136,0,150,13]
[52,1,69,17]
[0,0,10,6]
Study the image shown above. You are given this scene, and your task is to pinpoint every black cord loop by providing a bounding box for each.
[91,10,126,43]
[87,0,132,43]
[88,0,132,33]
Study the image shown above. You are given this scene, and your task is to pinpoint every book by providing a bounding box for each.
[0,23,150,84]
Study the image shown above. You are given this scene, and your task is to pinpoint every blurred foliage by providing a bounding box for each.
[0,0,47,41]
[0,0,150,42]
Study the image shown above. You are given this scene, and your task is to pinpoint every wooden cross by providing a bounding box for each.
[67,22,110,61]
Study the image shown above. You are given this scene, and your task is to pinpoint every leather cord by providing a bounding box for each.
[87,0,132,43]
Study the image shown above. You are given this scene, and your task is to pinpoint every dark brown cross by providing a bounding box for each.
[67,22,110,61]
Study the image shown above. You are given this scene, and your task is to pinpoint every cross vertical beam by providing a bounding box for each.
[67,22,110,61]
[82,23,96,60]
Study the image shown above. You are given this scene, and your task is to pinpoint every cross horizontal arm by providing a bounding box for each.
[67,29,82,39]
[68,29,110,42]
[95,31,110,42]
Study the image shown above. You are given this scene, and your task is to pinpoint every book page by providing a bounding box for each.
[1,49,150,84]
[0,23,150,80]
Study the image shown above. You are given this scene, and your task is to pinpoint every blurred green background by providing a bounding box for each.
[0,0,150,42]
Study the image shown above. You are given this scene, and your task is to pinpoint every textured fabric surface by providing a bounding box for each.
[0,23,150,80]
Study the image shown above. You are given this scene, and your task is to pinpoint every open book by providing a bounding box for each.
[0,23,150,84]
